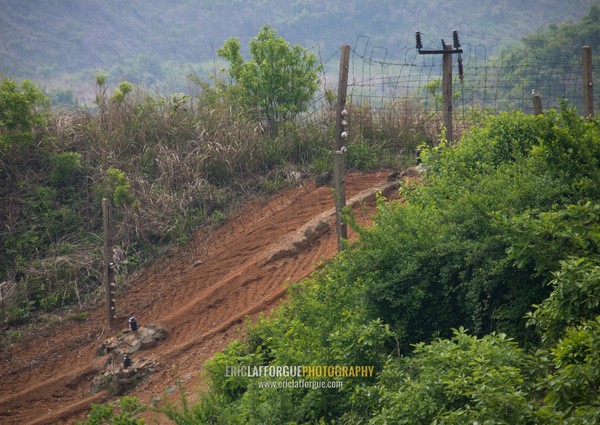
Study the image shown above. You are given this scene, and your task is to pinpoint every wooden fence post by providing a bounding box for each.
[102,198,116,328]
[333,150,347,252]
[582,45,594,119]
[333,45,350,252]
[335,45,350,151]
[532,92,543,115]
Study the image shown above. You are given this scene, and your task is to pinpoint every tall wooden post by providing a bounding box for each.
[532,92,543,115]
[102,198,116,328]
[333,45,350,251]
[333,150,347,252]
[335,45,350,151]
[442,44,453,143]
[582,45,594,119]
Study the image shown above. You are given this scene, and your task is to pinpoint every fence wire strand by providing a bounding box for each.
[306,35,596,130]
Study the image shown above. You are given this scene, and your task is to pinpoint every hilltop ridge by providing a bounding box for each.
[0,0,596,96]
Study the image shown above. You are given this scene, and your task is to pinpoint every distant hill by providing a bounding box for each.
[0,0,597,99]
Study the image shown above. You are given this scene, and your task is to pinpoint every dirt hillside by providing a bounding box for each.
[0,171,400,424]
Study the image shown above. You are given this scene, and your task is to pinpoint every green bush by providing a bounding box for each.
[50,151,82,187]
[346,139,380,171]
[538,317,600,423]
[162,388,241,425]
[19,185,82,251]
[372,329,537,424]
[103,167,135,207]
[75,396,146,425]
[358,106,600,346]
[198,262,392,423]
[112,81,134,103]
[528,257,600,344]
[0,77,48,152]
[172,105,600,423]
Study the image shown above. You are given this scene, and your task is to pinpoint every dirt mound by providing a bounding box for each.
[0,172,400,424]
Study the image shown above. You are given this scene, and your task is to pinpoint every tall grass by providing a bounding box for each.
[0,80,434,329]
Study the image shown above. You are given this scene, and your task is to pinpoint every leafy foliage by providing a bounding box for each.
[75,396,146,425]
[112,81,134,104]
[372,329,537,424]
[528,257,600,344]
[102,168,136,207]
[217,25,322,133]
[0,78,48,150]
[50,151,83,188]
[200,269,393,423]
[164,104,600,424]
[161,387,240,425]
[540,317,600,423]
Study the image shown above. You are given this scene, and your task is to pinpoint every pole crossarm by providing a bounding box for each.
[418,48,463,55]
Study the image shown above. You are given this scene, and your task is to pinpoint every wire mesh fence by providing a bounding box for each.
[308,35,596,130]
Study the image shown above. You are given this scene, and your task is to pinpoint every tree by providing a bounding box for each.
[0,77,48,152]
[217,25,322,133]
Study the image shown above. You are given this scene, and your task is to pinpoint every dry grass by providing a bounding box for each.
[1,84,437,327]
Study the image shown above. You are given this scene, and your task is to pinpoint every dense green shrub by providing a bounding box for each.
[346,139,380,170]
[165,105,600,424]
[528,257,600,344]
[0,77,48,152]
[200,268,392,423]
[102,167,136,207]
[372,329,538,424]
[538,317,600,423]
[50,151,82,188]
[358,106,600,346]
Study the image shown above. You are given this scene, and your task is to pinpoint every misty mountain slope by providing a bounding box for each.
[0,0,596,87]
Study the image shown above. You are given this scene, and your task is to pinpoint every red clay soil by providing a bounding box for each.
[0,171,400,424]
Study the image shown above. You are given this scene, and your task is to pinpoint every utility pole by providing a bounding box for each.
[333,45,350,252]
[416,31,464,143]
[442,43,453,143]
[102,198,116,328]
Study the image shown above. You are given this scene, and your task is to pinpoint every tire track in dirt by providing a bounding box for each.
[0,172,400,425]
[0,366,107,425]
